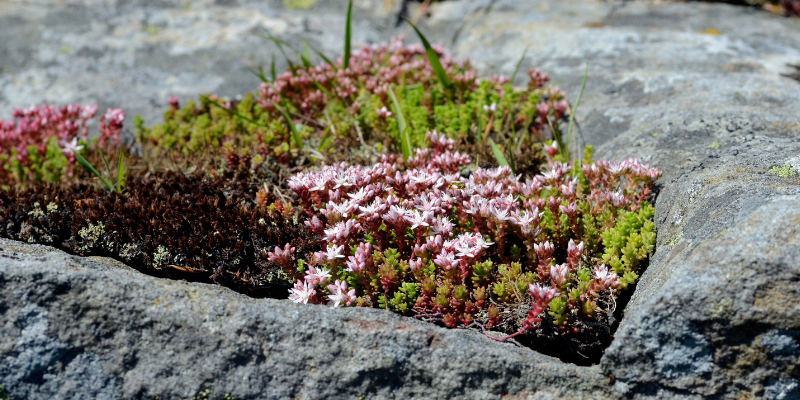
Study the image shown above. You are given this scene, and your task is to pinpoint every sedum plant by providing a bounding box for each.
[282,131,660,341]
[136,37,563,176]
[0,103,124,187]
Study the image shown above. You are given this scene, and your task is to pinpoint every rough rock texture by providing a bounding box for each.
[0,240,612,400]
[2,0,800,399]
[0,0,432,125]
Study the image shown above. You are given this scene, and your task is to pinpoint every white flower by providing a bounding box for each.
[324,244,345,260]
[404,210,431,230]
[473,233,494,249]
[60,137,84,155]
[289,281,316,304]
[305,266,332,286]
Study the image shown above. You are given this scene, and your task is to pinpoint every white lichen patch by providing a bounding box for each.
[46,202,58,213]
[119,243,140,261]
[153,245,170,267]
[78,221,105,252]
[27,202,44,217]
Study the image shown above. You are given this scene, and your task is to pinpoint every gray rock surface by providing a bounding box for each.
[1,0,800,399]
[0,239,612,400]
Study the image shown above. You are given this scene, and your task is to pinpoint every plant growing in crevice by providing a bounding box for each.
[283,130,660,356]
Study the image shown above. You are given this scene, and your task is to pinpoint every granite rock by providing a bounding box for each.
[1,0,800,399]
[0,240,612,400]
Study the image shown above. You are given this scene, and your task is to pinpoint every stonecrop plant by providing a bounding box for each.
[136,35,561,176]
[0,102,124,187]
[281,131,660,340]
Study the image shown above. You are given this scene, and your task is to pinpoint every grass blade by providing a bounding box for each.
[260,29,297,71]
[567,62,589,162]
[301,39,313,68]
[388,87,412,161]
[274,103,305,148]
[507,147,517,175]
[246,66,270,83]
[73,151,114,191]
[99,148,112,177]
[488,138,510,168]
[403,17,452,90]
[311,45,337,71]
[510,47,528,84]
[318,124,334,153]
[400,127,412,161]
[205,96,267,127]
[343,0,353,69]
[116,151,125,192]
[270,54,277,81]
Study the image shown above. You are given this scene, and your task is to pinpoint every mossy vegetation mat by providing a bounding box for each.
[0,2,661,365]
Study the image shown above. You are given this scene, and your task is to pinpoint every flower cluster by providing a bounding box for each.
[258,36,471,114]
[285,131,660,337]
[0,102,124,186]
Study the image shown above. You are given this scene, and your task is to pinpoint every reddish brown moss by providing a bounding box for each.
[0,169,319,297]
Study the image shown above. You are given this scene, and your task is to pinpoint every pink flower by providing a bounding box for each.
[289,280,317,304]
[267,243,295,268]
[430,216,454,236]
[550,264,569,287]
[544,141,559,157]
[409,257,424,271]
[376,106,393,118]
[305,266,332,286]
[534,241,554,265]
[566,239,584,271]
[512,210,540,236]
[594,265,619,289]
[327,280,357,307]
[559,202,578,218]
[433,250,459,270]
[529,283,557,304]
[606,191,628,208]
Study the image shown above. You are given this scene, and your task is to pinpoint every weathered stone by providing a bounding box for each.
[0,240,612,400]
[1,0,800,399]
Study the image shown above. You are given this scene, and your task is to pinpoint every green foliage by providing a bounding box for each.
[493,262,536,302]
[5,138,72,186]
[137,36,557,174]
[576,268,592,282]
[548,297,569,326]
[471,260,494,287]
[73,149,118,193]
[600,202,656,289]
[381,282,420,313]
[489,138,511,170]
